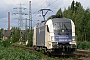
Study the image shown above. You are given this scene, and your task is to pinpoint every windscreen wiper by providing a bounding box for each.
[64,24,69,34]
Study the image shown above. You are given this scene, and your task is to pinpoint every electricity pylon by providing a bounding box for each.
[13,3,27,29]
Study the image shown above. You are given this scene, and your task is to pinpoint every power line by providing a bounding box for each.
[45,0,57,8]
[32,0,46,15]
[32,0,58,18]
[45,0,53,7]
[31,0,58,27]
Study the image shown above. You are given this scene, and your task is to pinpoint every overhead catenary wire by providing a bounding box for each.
[32,0,58,19]
[32,0,47,16]
[45,0,57,8]
[32,0,58,28]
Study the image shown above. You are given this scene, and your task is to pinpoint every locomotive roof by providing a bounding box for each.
[36,21,46,28]
[51,18,71,22]
[36,18,72,28]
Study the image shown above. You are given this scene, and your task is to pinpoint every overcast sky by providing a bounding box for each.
[0,0,90,29]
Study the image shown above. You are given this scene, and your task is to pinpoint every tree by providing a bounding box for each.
[71,0,75,13]
[0,28,3,38]
[54,0,90,41]
[56,8,62,15]
[11,27,20,43]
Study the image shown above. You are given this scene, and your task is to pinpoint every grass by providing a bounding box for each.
[1,40,90,60]
[0,43,58,60]
[77,41,90,50]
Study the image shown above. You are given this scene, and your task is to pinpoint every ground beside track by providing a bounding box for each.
[12,42,90,60]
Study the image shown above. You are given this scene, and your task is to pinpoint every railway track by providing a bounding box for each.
[74,49,90,57]
[72,50,90,60]
[12,45,90,55]
[12,45,90,60]
[12,45,34,51]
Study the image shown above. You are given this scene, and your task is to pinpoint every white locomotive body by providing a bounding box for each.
[33,17,76,55]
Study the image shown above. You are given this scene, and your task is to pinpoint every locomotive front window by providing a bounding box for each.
[53,22,72,34]
[53,22,71,29]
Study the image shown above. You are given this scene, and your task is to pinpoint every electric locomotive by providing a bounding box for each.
[33,15,76,55]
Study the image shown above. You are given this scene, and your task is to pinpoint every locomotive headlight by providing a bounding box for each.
[70,36,76,45]
[62,29,64,32]
[72,38,75,41]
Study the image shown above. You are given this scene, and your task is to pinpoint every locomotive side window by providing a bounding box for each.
[47,25,49,32]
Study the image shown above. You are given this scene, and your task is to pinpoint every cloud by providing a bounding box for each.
[0,0,90,29]
[76,0,90,9]
[0,18,8,29]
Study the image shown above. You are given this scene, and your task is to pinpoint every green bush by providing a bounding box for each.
[0,39,11,47]
[77,41,90,49]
